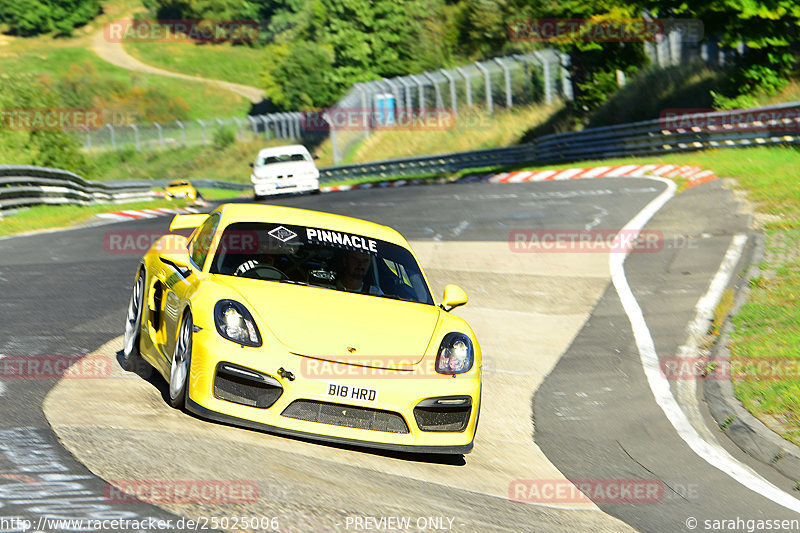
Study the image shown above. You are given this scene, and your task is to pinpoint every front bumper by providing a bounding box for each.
[252,177,319,196]
[186,329,481,453]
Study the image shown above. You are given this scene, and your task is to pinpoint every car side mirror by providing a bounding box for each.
[249,162,254,167]
[441,284,468,311]
[313,155,319,160]
[159,235,192,276]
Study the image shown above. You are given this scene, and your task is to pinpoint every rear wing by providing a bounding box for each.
[170,213,207,231]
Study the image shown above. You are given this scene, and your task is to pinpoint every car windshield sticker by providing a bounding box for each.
[305,228,378,253]
[268,226,297,242]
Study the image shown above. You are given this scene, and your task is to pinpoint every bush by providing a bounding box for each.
[213,126,236,150]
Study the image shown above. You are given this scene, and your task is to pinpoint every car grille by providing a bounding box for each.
[413,397,472,432]
[281,400,409,433]
[213,363,282,409]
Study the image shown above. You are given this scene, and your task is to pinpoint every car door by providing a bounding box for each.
[156,213,220,366]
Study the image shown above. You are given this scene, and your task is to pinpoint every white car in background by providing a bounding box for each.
[250,144,320,199]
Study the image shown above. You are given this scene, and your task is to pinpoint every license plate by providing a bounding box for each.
[326,382,378,402]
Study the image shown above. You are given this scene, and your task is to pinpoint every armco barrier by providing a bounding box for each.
[0,166,154,212]
[319,144,535,182]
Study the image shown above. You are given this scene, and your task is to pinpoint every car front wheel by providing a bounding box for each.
[169,311,193,409]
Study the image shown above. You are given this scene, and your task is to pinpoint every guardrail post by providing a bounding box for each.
[258,115,269,139]
[233,117,242,139]
[175,120,186,146]
[106,124,116,151]
[398,77,414,116]
[153,122,163,148]
[85,132,92,151]
[559,53,573,101]
[355,84,370,138]
[424,72,443,109]
[247,116,257,137]
[456,67,473,108]
[493,58,512,108]
[409,74,425,116]
[130,124,140,152]
[197,120,207,145]
[474,62,493,114]
[440,69,458,118]
[532,51,552,105]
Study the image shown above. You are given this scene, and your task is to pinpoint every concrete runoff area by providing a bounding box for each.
[44,240,634,532]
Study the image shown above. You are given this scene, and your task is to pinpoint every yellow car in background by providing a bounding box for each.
[123,203,482,454]
[164,180,198,201]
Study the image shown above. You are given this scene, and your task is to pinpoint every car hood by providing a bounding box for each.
[252,161,316,179]
[214,276,440,368]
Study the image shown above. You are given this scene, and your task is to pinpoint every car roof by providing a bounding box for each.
[215,203,409,248]
[256,144,310,157]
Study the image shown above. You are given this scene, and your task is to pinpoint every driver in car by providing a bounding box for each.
[336,250,383,295]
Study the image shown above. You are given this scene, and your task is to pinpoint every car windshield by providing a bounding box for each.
[258,153,309,165]
[210,222,434,305]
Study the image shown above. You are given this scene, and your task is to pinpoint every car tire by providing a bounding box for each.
[122,269,152,378]
[168,311,193,409]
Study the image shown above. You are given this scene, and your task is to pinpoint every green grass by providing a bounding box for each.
[0,198,189,237]
[0,187,245,237]
[196,187,250,201]
[729,227,800,443]
[0,38,249,120]
[124,40,265,88]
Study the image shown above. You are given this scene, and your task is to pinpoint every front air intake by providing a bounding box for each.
[281,400,409,433]
[213,362,282,409]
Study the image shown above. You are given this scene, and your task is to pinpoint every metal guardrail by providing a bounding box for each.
[318,101,800,180]
[0,166,154,212]
[319,144,535,182]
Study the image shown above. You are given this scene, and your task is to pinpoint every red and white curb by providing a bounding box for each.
[96,207,199,222]
[489,164,717,187]
[320,164,717,193]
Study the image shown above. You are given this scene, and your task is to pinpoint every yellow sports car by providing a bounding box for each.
[123,203,482,454]
[164,180,198,201]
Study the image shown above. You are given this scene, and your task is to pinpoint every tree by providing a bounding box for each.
[644,0,800,105]
[0,0,100,36]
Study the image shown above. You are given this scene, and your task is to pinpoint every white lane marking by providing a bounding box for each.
[585,205,609,230]
[452,220,470,237]
[611,177,800,513]
[676,235,748,446]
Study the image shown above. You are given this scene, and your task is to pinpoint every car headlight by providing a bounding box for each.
[214,300,262,347]
[435,333,474,375]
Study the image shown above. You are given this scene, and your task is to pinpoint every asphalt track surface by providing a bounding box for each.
[1,178,799,532]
